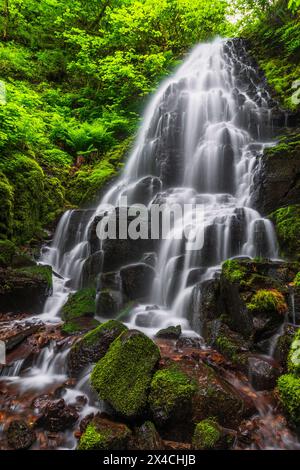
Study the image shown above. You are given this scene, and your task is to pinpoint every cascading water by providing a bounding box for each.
[2,37,297,450]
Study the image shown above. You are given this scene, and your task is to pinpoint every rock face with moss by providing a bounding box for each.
[67,320,127,376]
[149,365,197,428]
[91,330,160,418]
[251,132,300,216]
[192,418,222,450]
[78,416,132,450]
[270,205,300,260]
[61,287,99,334]
[277,373,300,424]
[0,264,52,314]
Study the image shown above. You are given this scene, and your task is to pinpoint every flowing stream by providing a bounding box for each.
[1,37,299,450]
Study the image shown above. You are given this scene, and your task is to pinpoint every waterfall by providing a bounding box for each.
[33,38,279,336]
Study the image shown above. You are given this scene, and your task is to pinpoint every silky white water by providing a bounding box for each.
[2,38,293,450]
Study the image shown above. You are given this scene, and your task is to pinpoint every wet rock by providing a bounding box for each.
[0,265,52,314]
[141,252,157,267]
[96,289,121,318]
[67,320,128,377]
[0,320,42,351]
[129,421,163,450]
[155,325,182,340]
[176,336,203,350]
[120,263,155,301]
[91,330,160,418]
[190,278,221,334]
[248,356,280,391]
[81,251,103,288]
[149,358,246,440]
[6,420,36,450]
[35,398,79,432]
[77,416,132,450]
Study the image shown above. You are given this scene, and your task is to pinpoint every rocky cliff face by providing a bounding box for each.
[251,130,300,216]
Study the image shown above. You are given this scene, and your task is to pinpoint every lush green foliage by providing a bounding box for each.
[222,259,246,283]
[270,205,300,260]
[0,0,231,245]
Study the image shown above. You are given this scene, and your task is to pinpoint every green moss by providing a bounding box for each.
[148,366,197,423]
[77,419,131,450]
[270,205,300,260]
[82,320,127,347]
[192,418,221,450]
[246,289,287,315]
[62,288,96,321]
[277,374,300,424]
[91,330,160,418]
[288,329,300,375]
[0,171,14,239]
[293,272,300,288]
[17,265,53,289]
[222,259,246,283]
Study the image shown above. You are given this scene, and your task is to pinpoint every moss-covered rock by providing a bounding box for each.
[148,365,197,427]
[62,287,98,335]
[192,418,222,450]
[77,417,131,450]
[67,320,127,376]
[270,205,300,260]
[222,259,247,283]
[287,329,300,375]
[274,324,298,368]
[0,264,52,313]
[91,330,160,418]
[246,289,288,315]
[277,373,300,424]
[155,325,182,340]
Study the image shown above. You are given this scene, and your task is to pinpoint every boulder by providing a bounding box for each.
[120,263,155,300]
[78,416,131,450]
[6,420,36,450]
[248,356,280,391]
[274,324,298,368]
[35,398,79,432]
[192,418,233,450]
[91,330,160,418]
[277,373,300,424]
[155,325,182,340]
[96,289,121,318]
[81,251,103,288]
[67,320,127,377]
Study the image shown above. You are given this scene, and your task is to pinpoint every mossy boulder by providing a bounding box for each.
[270,205,300,260]
[155,325,182,340]
[77,417,131,450]
[192,418,222,450]
[274,324,298,368]
[91,330,160,419]
[287,329,300,375]
[0,264,52,314]
[277,373,300,424]
[148,365,197,428]
[67,320,127,376]
[62,287,98,335]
